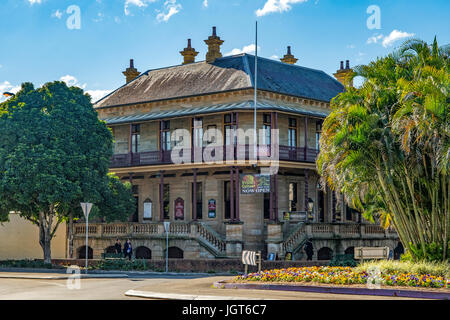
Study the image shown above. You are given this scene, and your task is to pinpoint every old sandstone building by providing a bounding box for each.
[73,27,400,261]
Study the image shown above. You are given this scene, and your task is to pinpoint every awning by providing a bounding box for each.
[102,100,329,125]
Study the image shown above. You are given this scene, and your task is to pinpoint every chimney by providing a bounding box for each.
[122,59,140,84]
[204,26,224,63]
[180,39,199,65]
[333,60,354,87]
[280,46,298,65]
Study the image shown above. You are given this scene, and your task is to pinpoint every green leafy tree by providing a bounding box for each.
[67,174,135,258]
[317,37,449,262]
[0,81,133,263]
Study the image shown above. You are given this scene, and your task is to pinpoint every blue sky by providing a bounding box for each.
[0,0,449,102]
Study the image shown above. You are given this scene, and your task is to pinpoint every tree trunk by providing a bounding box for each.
[38,212,53,264]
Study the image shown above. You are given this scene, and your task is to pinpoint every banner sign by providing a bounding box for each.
[208,199,216,218]
[174,198,184,220]
[240,174,271,194]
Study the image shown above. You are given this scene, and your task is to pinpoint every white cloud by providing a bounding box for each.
[367,30,415,48]
[367,33,383,45]
[60,75,87,89]
[225,44,260,56]
[93,12,105,23]
[59,76,110,102]
[203,0,208,8]
[270,55,280,60]
[156,0,182,23]
[28,0,42,5]
[86,90,112,102]
[382,30,415,48]
[52,9,63,19]
[124,0,157,16]
[256,0,308,17]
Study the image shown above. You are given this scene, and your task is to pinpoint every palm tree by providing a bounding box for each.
[317,37,449,261]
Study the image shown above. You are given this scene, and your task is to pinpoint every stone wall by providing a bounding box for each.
[53,258,328,273]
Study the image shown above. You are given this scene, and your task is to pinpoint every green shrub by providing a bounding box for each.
[408,242,450,263]
[0,259,59,269]
[329,254,357,267]
[92,259,155,271]
[355,260,450,278]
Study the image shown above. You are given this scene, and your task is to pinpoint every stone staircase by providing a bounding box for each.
[282,222,307,257]
[194,222,227,258]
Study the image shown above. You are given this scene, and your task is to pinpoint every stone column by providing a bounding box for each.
[225,222,243,258]
[193,169,197,221]
[304,117,308,161]
[266,222,283,257]
[269,174,274,221]
[235,166,240,221]
[304,169,309,212]
[159,171,164,221]
[230,167,234,221]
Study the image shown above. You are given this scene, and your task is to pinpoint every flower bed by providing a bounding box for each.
[235,266,449,289]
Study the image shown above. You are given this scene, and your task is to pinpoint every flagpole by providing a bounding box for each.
[253,21,258,166]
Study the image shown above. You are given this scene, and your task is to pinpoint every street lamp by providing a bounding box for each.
[307,198,314,222]
[80,202,93,274]
[163,222,170,273]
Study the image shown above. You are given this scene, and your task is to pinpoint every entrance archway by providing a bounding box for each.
[78,246,93,259]
[167,247,184,259]
[317,247,333,260]
[135,246,152,260]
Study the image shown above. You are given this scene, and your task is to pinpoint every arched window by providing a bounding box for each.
[135,246,152,260]
[317,247,333,260]
[78,246,93,259]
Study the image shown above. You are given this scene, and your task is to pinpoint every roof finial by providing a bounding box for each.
[123,59,140,84]
[334,59,354,87]
[180,38,199,65]
[280,46,298,65]
[204,26,224,63]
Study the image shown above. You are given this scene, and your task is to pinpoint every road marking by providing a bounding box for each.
[125,290,270,300]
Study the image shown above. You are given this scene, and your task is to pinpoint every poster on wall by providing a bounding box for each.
[240,174,271,194]
[208,199,216,218]
[143,199,152,220]
[174,198,184,220]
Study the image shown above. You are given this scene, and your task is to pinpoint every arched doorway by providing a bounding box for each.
[394,242,404,260]
[167,247,184,259]
[78,246,93,259]
[318,247,333,260]
[135,246,152,260]
[345,246,355,257]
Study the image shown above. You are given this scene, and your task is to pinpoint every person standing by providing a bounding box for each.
[123,239,133,261]
[304,239,314,261]
[114,239,122,256]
